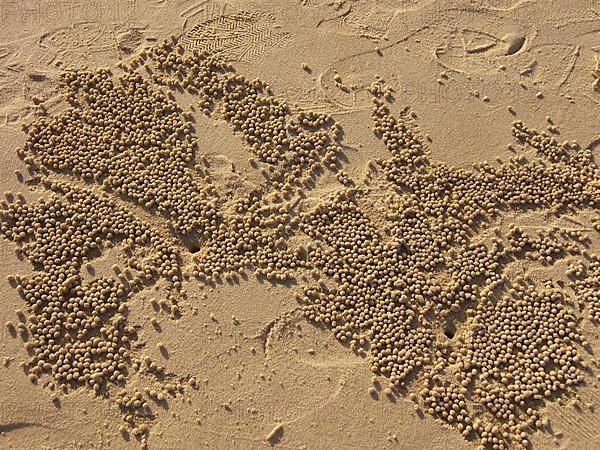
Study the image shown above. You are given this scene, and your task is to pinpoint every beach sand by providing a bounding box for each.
[0,1,599,449]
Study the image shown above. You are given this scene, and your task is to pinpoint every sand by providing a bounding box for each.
[0,1,599,449]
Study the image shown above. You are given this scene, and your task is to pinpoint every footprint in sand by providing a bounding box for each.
[311,0,436,41]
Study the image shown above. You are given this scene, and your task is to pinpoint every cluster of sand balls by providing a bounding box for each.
[348,87,597,447]
[462,282,585,445]
[0,181,179,394]
[420,383,471,435]
[369,88,597,287]
[506,226,572,264]
[299,195,434,381]
[158,49,599,447]
[188,188,307,283]
[119,37,347,285]
[20,66,217,236]
[292,186,587,448]
[435,240,504,313]
[372,98,597,216]
[114,358,192,444]
[511,120,594,168]
[2,35,598,449]
[115,386,169,445]
[569,255,600,321]
[293,189,589,448]
[135,38,344,192]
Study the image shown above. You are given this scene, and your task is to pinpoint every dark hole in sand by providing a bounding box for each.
[444,322,456,339]
[506,35,525,55]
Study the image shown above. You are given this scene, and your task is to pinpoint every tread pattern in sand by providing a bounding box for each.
[181,11,290,62]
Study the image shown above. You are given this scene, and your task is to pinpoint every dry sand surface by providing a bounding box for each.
[1,1,600,449]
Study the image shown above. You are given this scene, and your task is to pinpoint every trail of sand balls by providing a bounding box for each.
[138,38,345,192]
[21,68,217,236]
[1,35,599,449]
[0,180,179,387]
[2,35,347,446]
[1,179,186,445]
